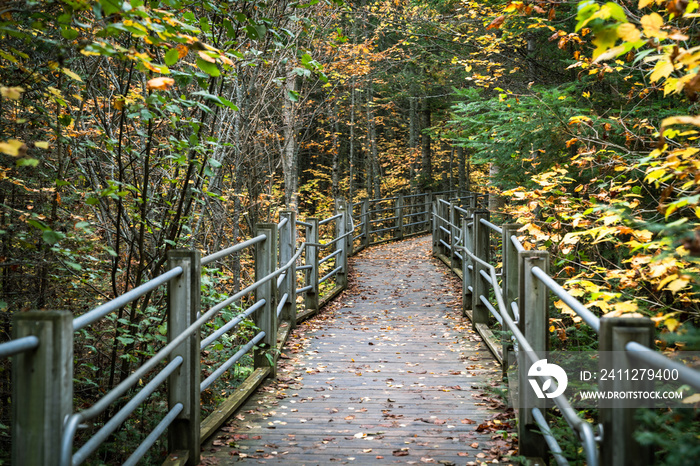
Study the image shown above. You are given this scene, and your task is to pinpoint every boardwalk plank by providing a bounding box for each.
[200,237,512,465]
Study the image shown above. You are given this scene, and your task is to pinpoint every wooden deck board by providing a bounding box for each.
[200,236,509,465]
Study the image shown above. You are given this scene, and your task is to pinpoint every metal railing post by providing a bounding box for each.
[361,199,370,249]
[167,250,201,465]
[279,211,297,326]
[395,194,404,240]
[254,223,278,377]
[12,310,72,466]
[517,250,549,461]
[599,316,654,466]
[335,200,348,289]
[305,218,320,312]
[471,210,490,326]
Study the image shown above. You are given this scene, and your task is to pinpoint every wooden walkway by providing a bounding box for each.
[200,236,508,465]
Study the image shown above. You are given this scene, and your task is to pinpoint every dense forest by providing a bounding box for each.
[1,0,699,463]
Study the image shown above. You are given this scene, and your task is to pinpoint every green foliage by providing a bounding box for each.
[636,408,700,466]
[451,86,582,190]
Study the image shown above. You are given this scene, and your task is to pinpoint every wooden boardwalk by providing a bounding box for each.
[200,236,508,465]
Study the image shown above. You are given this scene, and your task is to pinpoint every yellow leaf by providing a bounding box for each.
[612,301,638,313]
[554,300,582,322]
[617,23,641,42]
[666,277,690,293]
[664,317,680,332]
[682,393,700,404]
[0,139,25,156]
[146,77,175,91]
[0,86,24,100]
[640,13,668,39]
[62,67,83,82]
[650,60,674,82]
[638,0,655,7]
[35,141,49,149]
[661,115,700,127]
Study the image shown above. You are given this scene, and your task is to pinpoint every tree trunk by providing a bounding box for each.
[282,69,299,211]
[457,145,466,194]
[488,163,505,212]
[349,80,356,202]
[331,102,340,199]
[420,99,432,190]
[366,76,380,199]
[409,96,418,193]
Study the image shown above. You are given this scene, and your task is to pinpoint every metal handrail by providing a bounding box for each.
[73,266,184,331]
[458,244,599,466]
[532,407,570,466]
[369,215,398,224]
[531,266,601,333]
[626,341,700,390]
[124,403,183,466]
[14,191,466,464]
[479,218,503,234]
[63,238,307,464]
[0,335,39,359]
[202,234,266,266]
[200,331,266,392]
[277,293,288,317]
[319,213,342,225]
[67,356,184,465]
[320,248,342,264]
[319,266,342,284]
[200,300,264,349]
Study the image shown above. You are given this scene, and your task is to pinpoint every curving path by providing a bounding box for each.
[199,236,511,465]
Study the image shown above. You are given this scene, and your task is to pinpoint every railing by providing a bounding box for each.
[352,190,464,251]
[1,191,468,466]
[431,199,700,466]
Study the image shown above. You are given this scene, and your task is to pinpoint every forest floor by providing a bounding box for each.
[199,236,517,465]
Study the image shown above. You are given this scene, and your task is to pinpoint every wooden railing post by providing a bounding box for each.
[450,201,458,272]
[12,310,72,466]
[517,250,549,461]
[461,215,473,316]
[305,218,320,313]
[425,192,432,233]
[395,194,404,240]
[431,198,439,257]
[279,211,297,326]
[346,200,354,256]
[501,223,520,378]
[167,250,202,465]
[471,210,490,326]
[502,224,520,320]
[254,223,278,377]
[335,199,349,289]
[361,199,370,249]
[599,316,654,466]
